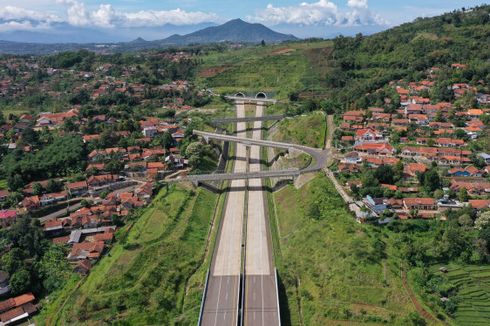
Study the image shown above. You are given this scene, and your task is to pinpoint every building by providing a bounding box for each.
[0,210,17,228]
[363,196,387,215]
[353,143,394,156]
[66,181,88,197]
[403,198,438,211]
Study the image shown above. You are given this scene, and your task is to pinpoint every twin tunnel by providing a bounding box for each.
[235,92,267,99]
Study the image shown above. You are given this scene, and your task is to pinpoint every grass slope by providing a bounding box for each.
[196,41,332,99]
[271,175,419,325]
[38,185,218,325]
[273,111,326,148]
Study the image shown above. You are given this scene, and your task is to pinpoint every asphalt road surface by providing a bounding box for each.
[201,101,247,326]
[244,102,280,326]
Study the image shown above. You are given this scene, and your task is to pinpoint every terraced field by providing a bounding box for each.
[433,264,490,325]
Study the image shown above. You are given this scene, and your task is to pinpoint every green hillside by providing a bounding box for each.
[37,186,219,325]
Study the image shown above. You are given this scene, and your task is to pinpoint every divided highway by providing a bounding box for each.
[200,99,281,326]
[200,101,246,326]
[243,102,280,325]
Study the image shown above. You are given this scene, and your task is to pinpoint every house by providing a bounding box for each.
[364,195,387,214]
[340,135,354,144]
[94,230,114,244]
[66,181,88,196]
[0,293,37,325]
[87,175,119,188]
[353,143,394,156]
[43,219,65,236]
[467,109,484,118]
[86,163,105,172]
[403,198,438,211]
[135,182,153,202]
[22,196,40,211]
[338,163,360,173]
[74,259,92,275]
[447,166,482,177]
[408,114,429,125]
[68,241,105,261]
[143,126,158,138]
[0,293,36,314]
[0,210,16,228]
[364,156,399,167]
[343,111,364,123]
[450,180,490,195]
[479,153,490,164]
[435,138,465,148]
[40,191,67,206]
[469,199,490,210]
[354,128,384,143]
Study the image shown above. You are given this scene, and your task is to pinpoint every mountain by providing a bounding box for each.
[0,19,297,55]
[160,19,298,45]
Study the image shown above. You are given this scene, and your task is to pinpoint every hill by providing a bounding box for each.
[161,19,297,45]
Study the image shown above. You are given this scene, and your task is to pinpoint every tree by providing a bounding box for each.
[434,189,444,199]
[46,179,62,193]
[32,182,44,196]
[9,268,32,295]
[458,188,469,203]
[374,165,395,184]
[0,248,23,274]
[475,211,490,230]
[423,169,441,193]
[39,245,72,292]
[458,214,473,227]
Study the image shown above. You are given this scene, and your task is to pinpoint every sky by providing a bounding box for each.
[0,0,487,42]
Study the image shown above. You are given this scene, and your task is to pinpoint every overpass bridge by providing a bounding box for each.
[167,169,300,184]
[165,131,328,184]
[193,130,329,173]
[211,115,285,124]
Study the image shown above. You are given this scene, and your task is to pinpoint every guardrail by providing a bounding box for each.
[197,269,211,326]
[274,268,282,326]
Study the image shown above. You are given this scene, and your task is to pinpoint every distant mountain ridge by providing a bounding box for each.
[0,19,298,55]
[161,19,298,45]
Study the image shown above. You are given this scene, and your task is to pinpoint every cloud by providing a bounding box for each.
[0,6,62,32]
[250,0,387,26]
[58,0,219,28]
[347,0,368,9]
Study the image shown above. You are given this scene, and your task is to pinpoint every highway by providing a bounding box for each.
[243,102,280,326]
[200,101,246,326]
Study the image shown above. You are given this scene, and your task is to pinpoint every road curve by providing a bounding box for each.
[193,130,329,173]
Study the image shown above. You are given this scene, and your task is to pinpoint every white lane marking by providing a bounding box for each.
[213,277,223,326]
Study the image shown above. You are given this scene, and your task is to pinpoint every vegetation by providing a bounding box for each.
[0,216,72,296]
[312,5,490,111]
[271,175,419,325]
[37,185,218,325]
[272,111,326,148]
